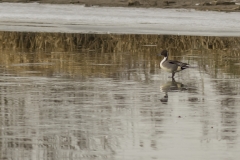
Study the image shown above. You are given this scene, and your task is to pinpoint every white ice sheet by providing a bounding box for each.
[0,3,239,36]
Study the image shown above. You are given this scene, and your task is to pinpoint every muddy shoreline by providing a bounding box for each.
[1,0,240,12]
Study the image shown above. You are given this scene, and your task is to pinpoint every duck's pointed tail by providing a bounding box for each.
[186,65,197,68]
[180,63,189,70]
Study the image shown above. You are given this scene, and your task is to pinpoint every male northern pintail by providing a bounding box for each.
[159,50,189,78]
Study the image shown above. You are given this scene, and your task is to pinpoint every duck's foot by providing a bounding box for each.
[168,76,175,79]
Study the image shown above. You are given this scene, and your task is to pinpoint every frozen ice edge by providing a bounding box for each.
[0,3,240,36]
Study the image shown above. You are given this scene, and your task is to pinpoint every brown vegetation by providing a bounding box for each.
[1,31,240,78]
[0,31,240,53]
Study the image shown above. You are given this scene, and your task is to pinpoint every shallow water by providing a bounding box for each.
[1,35,240,160]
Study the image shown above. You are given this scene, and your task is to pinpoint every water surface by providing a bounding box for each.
[1,34,240,160]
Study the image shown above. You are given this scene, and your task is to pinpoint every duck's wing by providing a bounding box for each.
[168,60,189,67]
[168,60,189,70]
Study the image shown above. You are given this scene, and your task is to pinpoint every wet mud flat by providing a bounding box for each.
[1,31,240,160]
[2,0,240,12]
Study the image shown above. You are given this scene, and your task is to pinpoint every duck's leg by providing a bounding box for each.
[172,72,175,78]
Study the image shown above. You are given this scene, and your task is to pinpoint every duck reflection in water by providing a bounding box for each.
[160,78,187,103]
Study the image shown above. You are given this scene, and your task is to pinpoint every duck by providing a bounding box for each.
[159,50,189,78]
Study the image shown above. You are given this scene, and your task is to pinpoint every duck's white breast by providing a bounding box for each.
[160,57,172,73]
